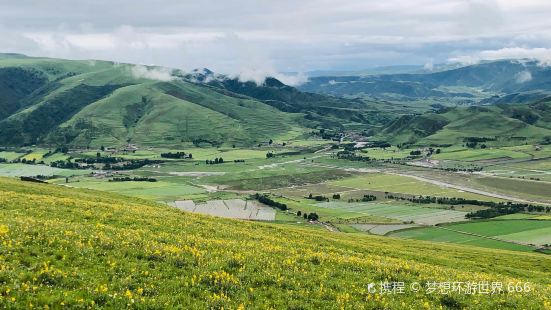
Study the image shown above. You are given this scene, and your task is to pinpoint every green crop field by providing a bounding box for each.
[474,177,551,201]
[393,219,551,249]
[331,173,501,201]
[316,201,468,225]
[1,177,550,308]
[53,179,206,201]
[0,164,87,177]
[0,151,24,161]
[432,148,531,161]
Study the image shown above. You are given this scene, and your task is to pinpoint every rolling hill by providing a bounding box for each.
[1,177,550,308]
[377,101,551,145]
[0,54,370,148]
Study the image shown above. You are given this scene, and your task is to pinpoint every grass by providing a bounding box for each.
[432,148,531,162]
[0,164,87,177]
[1,177,551,308]
[316,201,467,225]
[394,219,551,249]
[331,173,501,201]
[391,228,536,252]
[0,151,24,161]
[53,179,205,201]
[474,177,551,201]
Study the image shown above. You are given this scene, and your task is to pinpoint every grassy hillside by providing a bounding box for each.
[0,55,312,147]
[1,177,550,308]
[378,103,551,145]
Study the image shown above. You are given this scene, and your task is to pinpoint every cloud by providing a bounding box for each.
[130,65,174,81]
[449,47,551,66]
[516,70,532,83]
[423,61,434,71]
[3,1,551,72]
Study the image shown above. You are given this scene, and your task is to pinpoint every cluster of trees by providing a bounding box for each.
[206,158,224,165]
[307,194,329,202]
[332,193,341,199]
[51,160,84,169]
[336,150,371,162]
[266,152,275,158]
[234,159,245,163]
[296,211,319,221]
[409,150,422,156]
[108,159,161,170]
[75,156,122,164]
[361,194,377,202]
[253,193,287,211]
[161,152,192,159]
[0,158,7,163]
[109,177,157,182]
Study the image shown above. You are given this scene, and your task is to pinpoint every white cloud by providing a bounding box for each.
[516,70,533,83]
[4,1,551,72]
[130,65,174,81]
[449,47,551,66]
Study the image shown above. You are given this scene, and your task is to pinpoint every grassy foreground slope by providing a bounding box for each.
[1,178,550,309]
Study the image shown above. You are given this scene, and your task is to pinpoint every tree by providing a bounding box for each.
[332,193,341,199]
[269,139,273,145]
[218,157,224,163]
[297,211,302,216]
[303,213,308,219]
[100,145,105,151]
[266,152,274,159]
[307,213,319,221]
[96,152,101,158]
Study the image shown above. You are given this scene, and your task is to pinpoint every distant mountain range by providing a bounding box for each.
[299,59,551,105]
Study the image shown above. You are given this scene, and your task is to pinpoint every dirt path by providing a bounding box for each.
[390,172,551,206]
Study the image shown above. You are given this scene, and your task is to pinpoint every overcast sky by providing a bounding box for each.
[2,0,551,82]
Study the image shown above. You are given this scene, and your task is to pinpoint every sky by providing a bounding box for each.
[2,0,551,84]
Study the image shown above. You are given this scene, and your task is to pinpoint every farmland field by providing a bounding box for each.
[432,148,531,162]
[393,219,551,249]
[169,199,276,220]
[0,163,87,177]
[330,173,501,201]
[316,201,468,225]
[474,177,551,201]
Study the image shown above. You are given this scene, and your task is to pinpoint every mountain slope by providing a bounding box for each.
[1,177,549,308]
[378,102,551,145]
[0,54,328,147]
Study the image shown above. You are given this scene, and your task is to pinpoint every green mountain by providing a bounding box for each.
[299,59,551,104]
[378,100,551,145]
[0,54,358,147]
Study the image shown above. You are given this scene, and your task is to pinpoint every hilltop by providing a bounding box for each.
[0,177,550,308]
